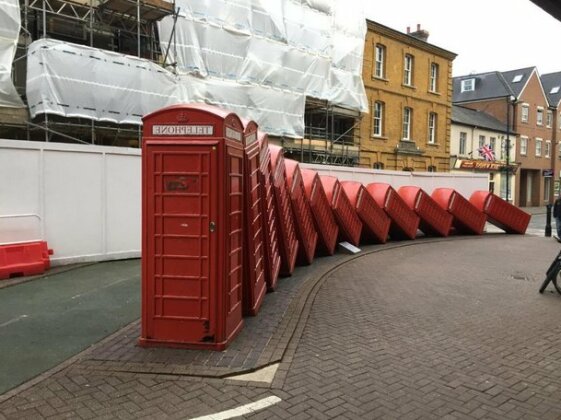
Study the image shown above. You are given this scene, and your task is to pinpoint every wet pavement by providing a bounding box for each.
[2,230,561,419]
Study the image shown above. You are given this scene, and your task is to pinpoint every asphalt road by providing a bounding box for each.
[0,259,140,394]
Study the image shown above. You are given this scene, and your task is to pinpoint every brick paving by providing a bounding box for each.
[2,235,561,419]
[83,252,352,377]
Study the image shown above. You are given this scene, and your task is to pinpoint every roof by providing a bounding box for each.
[453,71,512,103]
[501,67,536,97]
[541,71,561,107]
[453,67,537,103]
[365,19,457,60]
[530,0,561,21]
[451,105,509,134]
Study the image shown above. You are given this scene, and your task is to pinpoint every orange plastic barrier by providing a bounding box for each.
[398,186,453,237]
[320,176,363,247]
[469,191,530,234]
[257,132,281,290]
[301,169,339,255]
[284,160,318,265]
[341,181,390,244]
[269,145,299,276]
[0,241,53,280]
[365,183,419,240]
[431,188,486,235]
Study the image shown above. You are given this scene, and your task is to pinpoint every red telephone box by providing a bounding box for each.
[284,159,318,265]
[301,169,339,256]
[431,188,486,235]
[241,119,267,316]
[257,132,281,290]
[341,181,390,244]
[365,183,420,240]
[140,104,244,351]
[320,175,363,247]
[469,191,530,234]
[269,145,299,276]
[398,186,453,237]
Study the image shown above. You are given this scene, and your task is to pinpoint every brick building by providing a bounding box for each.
[541,71,561,198]
[360,21,456,171]
[453,67,553,207]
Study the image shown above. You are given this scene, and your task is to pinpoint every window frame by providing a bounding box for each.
[429,63,439,92]
[536,138,543,156]
[537,107,544,126]
[520,136,528,155]
[403,54,413,86]
[402,107,412,140]
[521,105,529,123]
[547,110,553,128]
[478,135,485,150]
[373,101,384,137]
[545,140,551,158]
[460,78,475,92]
[459,132,467,155]
[428,112,437,144]
[490,137,497,159]
[374,44,385,79]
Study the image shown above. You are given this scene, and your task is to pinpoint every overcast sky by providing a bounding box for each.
[362,0,561,77]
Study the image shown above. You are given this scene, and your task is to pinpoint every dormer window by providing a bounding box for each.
[551,86,560,94]
[512,74,523,83]
[461,78,475,92]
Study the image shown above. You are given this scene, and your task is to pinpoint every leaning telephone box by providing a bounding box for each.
[365,183,420,240]
[432,188,486,235]
[320,175,363,247]
[284,159,318,265]
[140,104,244,351]
[341,181,390,244]
[469,191,530,234]
[257,132,281,290]
[269,145,299,276]
[398,186,453,237]
[241,119,267,316]
[301,169,339,256]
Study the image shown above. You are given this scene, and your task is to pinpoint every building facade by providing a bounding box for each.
[454,67,553,207]
[360,21,456,171]
[450,105,516,201]
[541,72,561,198]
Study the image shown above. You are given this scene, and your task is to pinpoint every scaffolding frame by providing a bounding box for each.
[3,0,176,146]
[282,98,361,167]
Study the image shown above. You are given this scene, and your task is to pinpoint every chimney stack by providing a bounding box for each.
[407,23,430,42]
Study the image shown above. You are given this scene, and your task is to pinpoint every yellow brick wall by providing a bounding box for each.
[359,22,455,172]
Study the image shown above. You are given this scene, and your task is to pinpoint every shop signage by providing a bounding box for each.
[457,159,503,171]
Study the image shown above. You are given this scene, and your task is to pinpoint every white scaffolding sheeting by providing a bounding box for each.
[0,0,24,108]
[26,0,366,137]
[27,39,182,124]
[158,0,368,112]
[27,39,305,137]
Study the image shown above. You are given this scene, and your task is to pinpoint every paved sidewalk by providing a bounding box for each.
[1,234,561,419]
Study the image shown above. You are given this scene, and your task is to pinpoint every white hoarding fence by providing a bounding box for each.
[0,139,141,265]
[301,163,489,199]
[0,140,488,266]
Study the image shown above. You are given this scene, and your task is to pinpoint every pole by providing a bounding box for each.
[505,97,510,203]
[546,204,552,237]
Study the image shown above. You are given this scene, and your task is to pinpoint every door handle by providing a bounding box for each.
[209,221,216,232]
